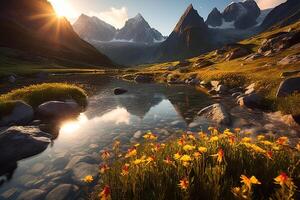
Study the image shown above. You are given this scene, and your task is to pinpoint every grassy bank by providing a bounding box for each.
[0,83,88,114]
[130,21,300,116]
[92,129,300,200]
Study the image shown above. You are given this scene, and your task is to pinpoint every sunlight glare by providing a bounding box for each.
[49,0,77,18]
[60,113,88,135]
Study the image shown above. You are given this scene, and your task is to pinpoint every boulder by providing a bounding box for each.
[134,74,154,83]
[237,93,262,108]
[278,54,300,65]
[17,189,46,200]
[0,101,34,126]
[226,48,251,60]
[45,184,79,200]
[276,77,300,97]
[216,85,228,94]
[197,103,231,125]
[210,80,220,88]
[113,88,128,95]
[71,162,98,183]
[0,126,51,164]
[38,101,80,119]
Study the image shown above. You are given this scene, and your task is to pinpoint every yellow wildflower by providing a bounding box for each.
[83,175,94,183]
[133,158,144,165]
[183,144,196,151]
[112,140,120,150]
[143,132,157,140]
[198,147,207,153]
[199,131,208,140]
[260,140,273,146]
[250,144,266,154]
[125,147,137,158]
[240,175,261,190]
[257,135,265,141]
[180,155,192,162]
[210,136,219,142]
[174,153,181,160]
[241,137,252,143]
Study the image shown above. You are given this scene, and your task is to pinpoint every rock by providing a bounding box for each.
[65,155,97,169]
[29,163,45,174]
[226,48,251,60]
[133,130,143,139]
[167,74,181,84]
[0,101,34,126]
[276,77,300,97]
[167,66,178,71]
[206,8,223,27]
[113,88,127,95]
[71,162,98,183]
[134,74,154,83]
[8,75,16,83]
[232,92,242,98]
[244,53,263,61]
[38,101,80,119]
[0,188,19,199]
[216,85,228,94]
[210,80,220,88]
[122,74,135,81]
[17,189,46,200]
[237,93,262,109]
[0,126,50,164]
[197,103,231,125]
[278,54,300,65]
[208,89,218,95]
[245,83,256,95]
[45,184,79,200]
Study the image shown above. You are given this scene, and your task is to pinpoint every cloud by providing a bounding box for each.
[255,0,287,9]
[89,7,128,29]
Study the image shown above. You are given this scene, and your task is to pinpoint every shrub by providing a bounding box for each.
[91,128,300,200]
[0,83,88,108]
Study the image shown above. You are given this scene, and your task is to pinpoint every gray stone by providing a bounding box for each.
[0,126,50,164]
[17,189,46,200]
[232,92,243,98]
[276,77,300,97]
[133,130,143,139]
[134,74,154,83]
[244,53,262,61]
[45,184,79,200]
[237,93,262,109]
[8,75,16,83]
[29,163,45,174]
[0,101,34,126]
[198,103,231,125]
[113,88,127,95]
[65,155,97,169]
[72,162,98,183]
[38,101,80,119]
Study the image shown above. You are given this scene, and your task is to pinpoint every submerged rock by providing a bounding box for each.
[17,189,46,200]
[45,184,79,200]
[0,126,50,164]
[0,101,34,126]
[197,103,231,125]
[38,101,80,119]
[113,88,128,95]
[276,77,300,97]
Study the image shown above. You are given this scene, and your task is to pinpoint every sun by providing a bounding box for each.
[49,0,77,18]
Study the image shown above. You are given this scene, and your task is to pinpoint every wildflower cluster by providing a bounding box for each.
[93,129,300,199]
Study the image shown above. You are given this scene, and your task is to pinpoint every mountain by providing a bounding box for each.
[260,0,300,30]
[73,14,116,42]
[206,0,261,29]
[157,4,213,61]
[115,13,164,44]
[206,8,223,27]
[0,0,113,67]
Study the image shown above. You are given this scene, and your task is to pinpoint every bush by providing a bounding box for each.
[91,128,300,200]
[0,83,88,108]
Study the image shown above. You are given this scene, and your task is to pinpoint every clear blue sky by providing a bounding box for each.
[53,0,285,35]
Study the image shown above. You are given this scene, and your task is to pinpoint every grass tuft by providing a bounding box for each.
[0,83,88,108]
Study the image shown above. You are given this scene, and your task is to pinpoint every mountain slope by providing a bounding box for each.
[260,0,300,30]
[0,0,113,67]
[73,14,116,42]
[115,14,164,44]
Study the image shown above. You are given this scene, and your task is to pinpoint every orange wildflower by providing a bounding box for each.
[101,150,111,160]
[276,136,289,145]
[240,175,261,190]
[121,163,130,176]
[177,138,185,146]
[274,172,293,187]
[99,164,110,174]
[266,151,273,160]
[178,178,189,190]
[99,185,111,200]
[125,147,137,158]
[143,132,157,140]
[211,148,224,164]
[82,175,94,183]
[163,156,174,165]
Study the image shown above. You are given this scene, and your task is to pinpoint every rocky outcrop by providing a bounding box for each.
[0,101,34,126]
[226,47,251,60]
[38,101,80,119]
[276,77,300,97]
[198,103,231,125]
[0,126,51,164]
[278,54,300,65]
[237,93,262,109]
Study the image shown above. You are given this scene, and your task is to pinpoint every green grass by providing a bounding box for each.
[0,83,88,108]
[92,129,300,200]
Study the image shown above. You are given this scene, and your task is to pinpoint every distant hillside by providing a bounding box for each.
[0,0,113,67]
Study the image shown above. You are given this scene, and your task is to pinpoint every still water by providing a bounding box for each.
[0,76,212,199]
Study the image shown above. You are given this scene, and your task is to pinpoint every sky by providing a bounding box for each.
[49,0,287,36]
